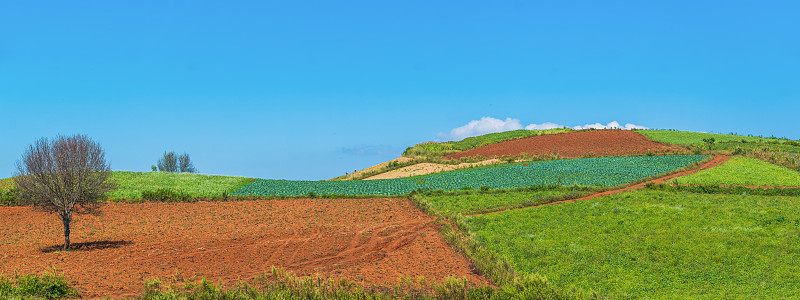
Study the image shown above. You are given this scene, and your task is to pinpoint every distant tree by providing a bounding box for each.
[178,153,197,173]
[156,151,197,173]
[14,134,114,250]
[156,151,178,173]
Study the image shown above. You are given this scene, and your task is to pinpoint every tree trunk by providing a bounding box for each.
[62,215,71,250]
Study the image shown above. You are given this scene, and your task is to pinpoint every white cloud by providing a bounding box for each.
[441,117,524,141]
[572,121,649,130]
[525,122,564,130]
[440,118,649,141]
[622,123,648,130]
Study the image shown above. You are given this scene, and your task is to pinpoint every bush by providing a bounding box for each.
[0,272,78,299]
[0,188,20,206]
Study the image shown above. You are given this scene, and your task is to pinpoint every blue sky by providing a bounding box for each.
[1,1,798,180]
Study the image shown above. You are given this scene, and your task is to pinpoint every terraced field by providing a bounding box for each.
[233,155,707,196]
[445,130,683,160]
[639,130,785,145]
[675,156,800,187]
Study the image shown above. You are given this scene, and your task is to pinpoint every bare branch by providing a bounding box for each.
[14,134,113,249]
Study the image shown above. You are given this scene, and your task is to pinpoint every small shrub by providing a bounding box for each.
[0,272,78,299]
[702,137,716,150]
[0,188,21,206]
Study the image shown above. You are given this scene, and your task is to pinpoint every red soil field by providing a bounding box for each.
[0,198,488,299]
[445,130,684,160]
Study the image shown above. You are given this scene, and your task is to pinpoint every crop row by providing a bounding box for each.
[233,155,708,196]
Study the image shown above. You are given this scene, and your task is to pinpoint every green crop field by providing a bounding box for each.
[234,155,707,196]
[107,171,254,199]
[675,156,800,187]
[468,189,800,298]
[418,186,598,215]
[639,130,785,145]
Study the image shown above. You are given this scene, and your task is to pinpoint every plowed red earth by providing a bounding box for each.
[0,198,488,299]
[445,130,684,160]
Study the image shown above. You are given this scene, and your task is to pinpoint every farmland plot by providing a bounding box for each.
[675,156,800,187]
[639,130,786,145]
[106,171,253,199]
[0,198,487,298]
[469,190,800,298]
[445,130,682,160]
[233,155,708,196]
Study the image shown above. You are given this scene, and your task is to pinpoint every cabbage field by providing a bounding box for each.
[233,155,708,196]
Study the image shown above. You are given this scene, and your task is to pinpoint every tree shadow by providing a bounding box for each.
[40,240,133,253]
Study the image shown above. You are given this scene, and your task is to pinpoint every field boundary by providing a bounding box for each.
[467,155,730,217]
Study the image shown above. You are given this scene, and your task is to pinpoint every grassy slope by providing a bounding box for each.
[676,156,800,187]
[468,190,800,299]
[107,171,253,199]
[639,130,786,145]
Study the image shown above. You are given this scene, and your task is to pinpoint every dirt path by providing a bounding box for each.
[0,198,489,299]
[467,155,730,217]
[330,157,414,180]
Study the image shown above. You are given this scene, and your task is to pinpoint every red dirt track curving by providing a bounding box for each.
[445,130,683,160]
[0,198,488,298]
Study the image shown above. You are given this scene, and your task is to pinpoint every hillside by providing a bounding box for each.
[2,128,800,298]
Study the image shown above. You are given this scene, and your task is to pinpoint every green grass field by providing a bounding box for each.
[639,130,786,145]
[709,141,800,153]
[418,186,598,215]
[107,171,254,199]
[234,155,707,196]
[675,156,800,187]
[468,190,800,298]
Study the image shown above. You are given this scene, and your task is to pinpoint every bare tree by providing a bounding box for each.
[156,151,178,173]
[178,152,197,173]
[14,135,113,250]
